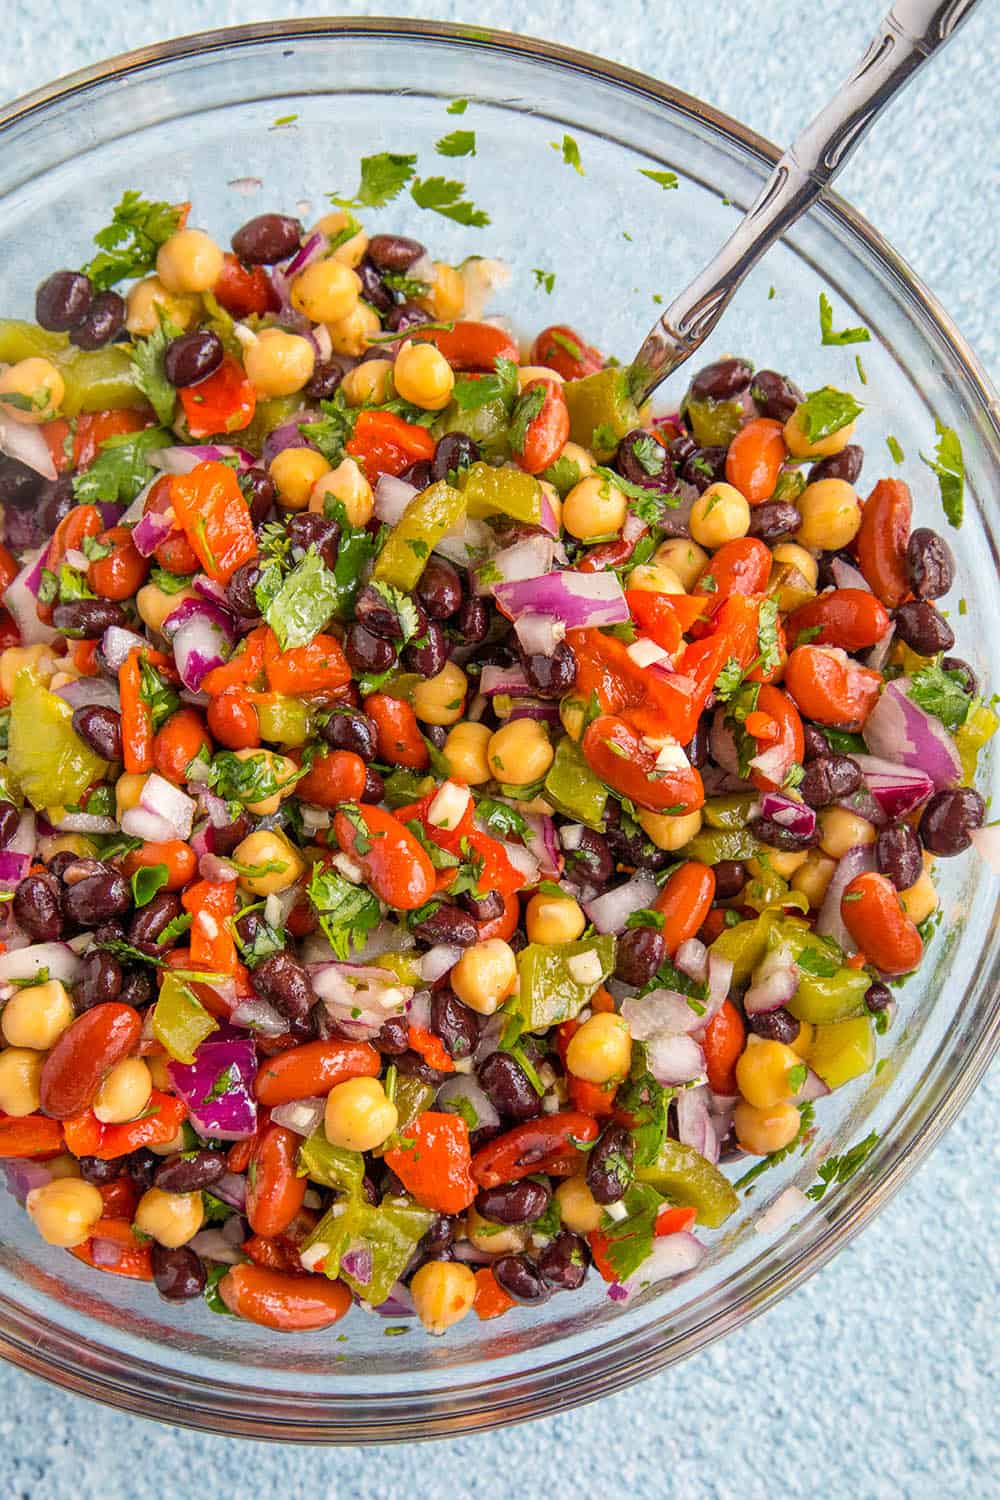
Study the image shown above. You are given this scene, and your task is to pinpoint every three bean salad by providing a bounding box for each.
[0,176,993,1340]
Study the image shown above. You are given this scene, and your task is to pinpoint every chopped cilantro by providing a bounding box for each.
[552,134,584,175]
[919,420,964,528]
[886,434,905,464]
[435,129,476,157]
[532,268,555,294]
[130,308,182,425]
[410,176,490,227]
[805,1131,879,1200]
[908,661,972,732]
[138,659,179,732]
[299,390,356,466]
[475,797,529,840]
[81,191,182,289]
[131,863,169,908]
[734,1102,816,1191]
[306,864,382,960]
[263,549,340,651]
[796,387,863,443]
[713,656,745,702]
[639,169,679,190]
[818,291,870,346]
[508,383,547,454]
[71,426,172,506]
[597,1182,664,1281]
[447,98,469,114]
[331,152,418,209]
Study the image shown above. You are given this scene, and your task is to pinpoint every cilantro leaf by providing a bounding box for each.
[71,426,172,506]
[131,863,169,908]
[908,661,972,732]
[597,1182,664,1282]
[206,749,302,804]
[805,1131,879,1201]
[331,152,417,209]
[540,455,582,497]
[368,581,423,643]
[796,945,840,978]
[306,865,382,960]
[919,420,964,528]
[299,390,357,467]
[639,169,679,190]
[616,1054,670,1167]
[594,465,676,506]
[474,796,529,840]
[630,434,666,476]
[81,191,182,290]
[754,597,781,679]
[139,658,179,732]
[552,134,584,175]
[410,176,490,227]
[508,384,547,455]
[130,310,182,425]
[435,129,476,157]
[714,656,745,702]
[149,566,195,595]
[532,268,555,294]
[263,549,340,651]
[382,272,430,301]
[796,387,863,443]
[886,435,905,464]
[818,291,870,346]
[452,354,519,413]
[446,98,468,114]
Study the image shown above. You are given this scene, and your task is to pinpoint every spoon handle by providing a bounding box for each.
[629,0,983,405]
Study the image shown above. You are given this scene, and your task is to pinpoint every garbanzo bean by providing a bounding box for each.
[555,1174,604,1234]
[309,457,374,526]
[636,807,703,851]
[233,828,306,894]
[562,475,627,541]
[324,1077,398,1152]
[654,538,710,591]
[689,482,751,549]
[325,301,381,357]
[0,357,64,424]
[156,229,225,294]
[818,806,877,860]
[1,978,74,1050]
[290,258,361,324]
[565,1013,631,1085]
[412,661,468,727]
[417,262,465,321]
[0,1047,44,1117]
[443,721,492,784]
[125,276,199,336]
[410,1259,476,1335]
[487,718,553,784]
[784,407,856,460]
[93,1057,153,1125]
[270,446,331,510]
[734,1098,801,1155]
[796,479,861,551]
[393,341,455,410]
[244,328,316,397]
[525,889,586,944]
[451,939,518,1016]
[340,359,393,407]
[26,1178,103,1248]
[134,1187,204,1248]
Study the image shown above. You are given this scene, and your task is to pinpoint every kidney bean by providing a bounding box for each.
[412,905,478,953]
[808,444,864,485]
[520,641,577,699]
[416,556,463,620]
[840,871,922,975]
[64,869,132,927]
[36,270,92,331]
[355,256,394,315]
[748,501,801,544]
[70,289,126,350]
[681,445,727,492]
[255,1038,379,1106]
[856,478,911,608]
[801,725,829,761]
[165,330,224,388]
[225,560,262,619]
[430,431,481,485]
[120,970,153,1009]
[240,467,277,526]
[604,818,670,872]
[286,511,340,570]
[475,1178,552,1227]
[478,1051,542,1123]
[78,1155,125,1186]
[655,862,716,956]
[70,704,122,762]
[750,370,803,423]
[538,1229,589,1291]
[689,357,753,402]
[220,1262,351,1329]
[798,753,865,810]
[455,593,489,646]
[787,589,890,653]
[668,432,698,473]
[404,619,448,677]
[40,1002,142,1118]
[151,1243,206,1300]
[918,787,985,856]
[76,949,123,1010]
[418,1215,456,1261]
[394,1048,446,1085]
[492,1253,549,1305]
[154,1149,226,1194]
[246,1123,306,1238]
[52,598,127,638]
[13,872,63,940]
[894,599,954,656]
[940,657,977,698]
[360,584,425,641]
[367,233,426,272]
[876,824,923,890]
[128,889,183,951]
[586,1122,634,1205]
[614,926,666,987]
[616,429,675,492]
[231,212,302,264]
[334,803,436,908]
[429,988,481,1062]
[746,1007,801,1043]
[251,951,315,1025]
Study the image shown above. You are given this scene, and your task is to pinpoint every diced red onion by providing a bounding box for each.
[709,707,742,778]
[970,823,1000,874]
[833,784,887,829]
[676,1084,716,1161]
[479,664,532,697]
[230,996,288,1037]
[138,774,196,842]
[753,1185,810,1235]
[261,417,318,467]
[0,941,82,984]
[829,558,870,592]
[473,1012,505,1064]
[507,697,561,724]
[310,962,411,1037]
[374,474,418,525]
[674,938,708,985]
[852,754,934,820]
[436,1074,500,1133]
[7,809,36,859]
[749,740,794,788]
[744,964,798,1016]
[815,843,876,949]
[522,814,563,879]
[168,1035,257,1140]
[500,840,539,886]
[494,569,628,629]
[408,989,432,1031]
[621,988,703,1039]
[100,624,148,671]
[341,1245,374,1286]
[132,508,174,557]
[863,677,962,789]
[450,1242,496,1266]
[121,806,176,844]
[866,622,896,672]
[4,549,58,645]
[270,1096,326,1136]
[0,410,57,479]
[211,1172,248,1212]
[189,1229,245,1264]
[54,812,118,835]
[434,515,493,567]
[705,953,733,1024]
[0,851,30,889]
[514,611,564,657]
[620,1230,705,1298]
[476,536,555,596]
[149,443,256,476]
[421,945,462,984]
[539,490,560,537]
[90,1236,128,1268]
[607,1282,630,1303]
[53,676,121,712]
[2,1158,53,1203]
[198,853,238,883]
[584,874,659,935]
[170,610,236,692]
[372,1282,415,1318]
[760,791,816,840]
[797,1066,831,1103]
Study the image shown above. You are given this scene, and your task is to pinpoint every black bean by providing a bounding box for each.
[399,459,433,490]
[405,619,448,677]
[478,1051,541,1122]
[240,468,277,526]
[0,801,19,849]
[459,888,505,924]
[226,560,263,618]
[413,904,478,951]
[69,290,126,350]
[800,754,862,808]
[355,583,425,641]
[906,527,955,601]
[71,705,122,762]
[320,709,377,761]
[475,1178,551,1225]
[52,598,126,639]
[586,1122,634,1205]
[876,824,924,890]
[713,859,746,899]
[941,657,978,698]
[748,501,801,544]
[681,445,727,493]
[119,970,153,1009]
[345,622,396,674]
[604,814,670,872]
[394,1048,446,1084]
[419,1215,456,1258]
[429,988,481,1060]
[521,641,577,699]
[431,431,481,484]
[164,330,224,388]
[210,811,252,858]
[685,716,709,769]
[152,1243,206,1301]
[669,433,698,473]
[13,873,64,941]
[802,724,830,762]
[616,429,676,492]
[76,950,123,1010]
[563,829,613,900]
[361,766,385,803]
[894,600,954,656]
[455,593,489,645]
[918,787,985,856]
[538,1230,589,1291]
[751,815,818,852]
[231,212,302,265]
[129,890,183,949]
[64,870,131,927]
[385,301,430,334]
[305,360,347,402]
[416,557,463,619]
[126,1149,159,1189]
[367,234,426,272]
[746,1007,800,1043]
[864,980,893,1015]
[154,1149,226,1193]
[689,357,753,402]
[615,926,666,986]
[492,1253,549,1305]
[808,444,864,485]
[750,370,803,423]
[286,511,340,570]
[78,1155,125,1185]
[252,951,315,1023]
[35,270,92,331]
[0,455,47,512]
[355,256,394,315]
[375,1014,411,1055]
[38,475,76,538]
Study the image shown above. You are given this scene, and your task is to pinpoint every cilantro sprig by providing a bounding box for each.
[818,291,870,346]
[919,420,964,528]
[81,191,182,289]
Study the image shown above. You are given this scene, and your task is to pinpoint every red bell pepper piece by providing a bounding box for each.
[407,1026,456,1074]
[69,1218,154,1280]
[0,1112,63,1158]
[62,1092,187,1160]
[119,649,154,774]
[383,1110,476,1214]
[473,1266,516,1320]
[179,353,256,438]
[346,409,436,482]
[263,629,352,695]
[470,1112,599,1188]
[170,461,258,583]
[201,624,268,696]
[182,878,238,975]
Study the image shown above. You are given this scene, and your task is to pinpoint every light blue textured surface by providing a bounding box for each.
[1,5,997,1495]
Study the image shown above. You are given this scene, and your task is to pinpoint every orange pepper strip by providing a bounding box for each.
[118,649,154,774]
[0,1113,64,1158]
[201,625,268,696]
[407,1026,456,1074]
[169,461,258,583]
[62,1092,187,1160]
[384,1111,476,1214]
[263,630,352,695]
[183,879,238,975]
[473,1267,516,1320]
[69,1218,154,1280]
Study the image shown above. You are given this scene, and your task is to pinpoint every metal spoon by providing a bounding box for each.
[628,0,983,404]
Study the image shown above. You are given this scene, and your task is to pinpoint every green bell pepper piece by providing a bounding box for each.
[683,396,745,449]
[0,319,68,362]
[235,395,301,456]
[461,462,542,525]
[392,1076,436,1136]
[544,736,608,828]
[709,898,810,986]
[516,933,616,1030]
[437,396,511,460]
[305,1192,435,1305]
[296,1131,365,1193]
[808,1016,875,1089]
[772,467,806,503]
[383,769,435,808]
[743,869,790,912]
[58,347,145,415]
[374,952,424,987]
[682,828,759,864]
[955,699,998,784]
[256,695,310,747]
[563,368,641,461]
[373,480,465,591]
[703,794,760,831]
[635,1139,739,1228]
[7,671,110,813]
[152,973,218,1064]
[777,927,870,1025]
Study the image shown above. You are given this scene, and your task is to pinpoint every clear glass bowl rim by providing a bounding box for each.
[0,14,996,1443]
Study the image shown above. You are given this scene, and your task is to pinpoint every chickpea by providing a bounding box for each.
[465,1204,529,1255]
[417,262,466,322]
[636,807,702,852]
[791,850,838,908]
[526,889,586,944]
[517,364,564,388]
[46,1153,82,1181]
[393,340,455,411]
[270,446,331,511]
[410,1259,476,1335]
[324,1076,398,1152]
[487,718,553,784]
[309,457,374,527]
[412,661,468,727]
[124,276,199,337]
[26,1178,103,1248]
[735,1036,803,1109]
[147,1050,173,1092]
[653,538,710,592]
[228,747,300,814]
[627,561,686,594]
[0,1047,44,1117]
[562,475,627,541]
[290,258,361,324]
[901,868,938,925]
[0,357,65,424]
[796,479,861,552]
[156,228,224,295]
[734,1098,801,1156]
[234,828,306,895]
[136,583,197,635]
[115,771,149,819]
[93,1057,153,1125]
[555,1174,604,1234]
[0,644,59,697]
[149,1128,187,1157]
[784,407,856,460]
[340,359,393,407]
[443,721,492,785]
[818,806,877,860]
[134,1186,204,1248]
[746,847,809,880]
[312,210,368,267]
[243,328,316,397]
[1,979,74,1050]
[451,939,518,1016]
[325,301,381,357]
[557,441,596,481]
[565,1013,632,1085]
[772,540,819,594]
[690,482,751,549]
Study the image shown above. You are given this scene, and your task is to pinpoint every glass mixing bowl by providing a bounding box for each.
[0,16,997,1443]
